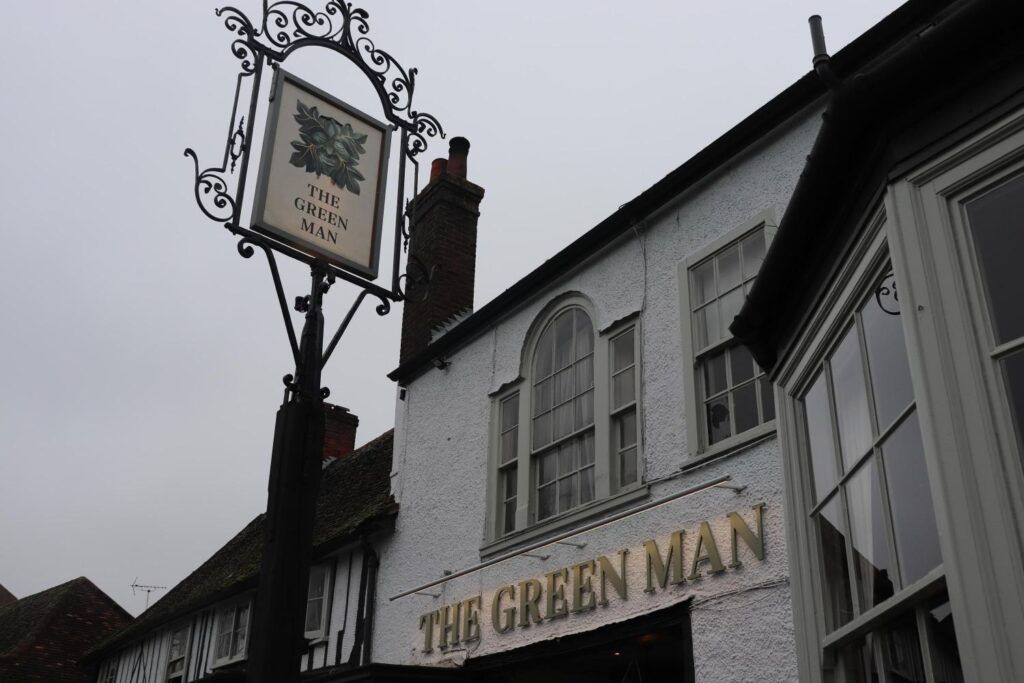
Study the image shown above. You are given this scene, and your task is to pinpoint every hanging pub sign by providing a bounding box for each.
[252,70,392,280]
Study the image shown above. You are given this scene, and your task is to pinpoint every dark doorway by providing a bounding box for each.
[467,601,693,683]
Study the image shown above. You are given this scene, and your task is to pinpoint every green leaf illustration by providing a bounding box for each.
[288,99,369,196]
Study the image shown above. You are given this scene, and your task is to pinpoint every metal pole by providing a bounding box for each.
[247,265,328,683]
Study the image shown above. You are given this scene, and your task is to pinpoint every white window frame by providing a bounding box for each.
[210,598,252,668]
[164,622,191,683]
[678,210,777,461]
[883,106,1024,681]
[483,296,645,556]
[304,562,333,641]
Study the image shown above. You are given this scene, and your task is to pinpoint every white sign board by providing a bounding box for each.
[252,70,392,279]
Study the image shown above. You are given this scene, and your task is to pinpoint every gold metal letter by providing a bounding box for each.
[544,568,570,620]
[418,610,439,653]
[597,549,629,606]
[687,521,726,580]
[727,503,766,568]
[461,596,482,642]
[571,560,597,613]
[643,530,685,592]
[438,603,461,649]
[491,585,516,634]
[517,578,544,627]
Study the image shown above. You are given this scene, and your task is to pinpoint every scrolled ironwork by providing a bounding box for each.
[185,149,237,222]
[875,270,900,316]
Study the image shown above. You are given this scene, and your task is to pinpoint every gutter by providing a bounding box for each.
[731,0,1024,371]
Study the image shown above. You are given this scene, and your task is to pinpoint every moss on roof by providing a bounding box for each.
[90,430,395,658]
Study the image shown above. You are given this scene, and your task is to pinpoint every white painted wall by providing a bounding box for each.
[374,104,822,680]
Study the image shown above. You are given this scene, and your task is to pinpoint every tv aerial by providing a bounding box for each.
[130,578,166,610]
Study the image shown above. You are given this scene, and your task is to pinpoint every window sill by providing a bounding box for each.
[686,421,776,469]
[480,485,649,560]
[210,657,246,671]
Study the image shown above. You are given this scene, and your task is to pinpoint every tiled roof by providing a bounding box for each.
[89,429,395,658]
[0,584,15,609]
[0,576,132,681]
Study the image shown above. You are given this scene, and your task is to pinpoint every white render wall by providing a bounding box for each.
[375,105,822,680]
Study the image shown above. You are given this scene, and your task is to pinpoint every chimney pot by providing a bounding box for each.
[448,137,470,179]
[430,158,448,182]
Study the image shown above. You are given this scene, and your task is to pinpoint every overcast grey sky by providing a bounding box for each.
[0,1,902,615]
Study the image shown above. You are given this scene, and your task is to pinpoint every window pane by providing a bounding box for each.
[501,429,518,464]
[500,394,519,430]
[926,595,965,683]
[847,459,896,610]
[233,605,249,657]
[617,409,637,449]
[554,367,574,405]
[580,466,595,502]
[620,447,637,486]
[503,499,516,534]
[574,390,594,430]
[831,326,873,470]
[841,637,877,683]
[553,403,574,440]
[691,260,716,305]
[575,355,594,393]
[719,287,744,339]
[1001,348,1024,458]
[882,412,942,586]
[533,378,552,416]
[535,326,554,379]
[580,432,595,465]
[554,312,575,369]
[965,173,1024,345]
[704,350,727,397]
[816,496,854,631]
[539,451,556,484]
[613,368,636,409]
[574,310,594,356]
[741,229,766,279]
[695,303,720,349]
[532,412,551,450]
[503,466,517,498]
[308,566,325,599]
[877,613,926,682]
[612,330,635,373]
[862,273,915,430]
[706,395,731,445]
[733,382,758,433]
[305,600,323,633]
[558,441,576,476]
[718,244,741,291]
[759,377,775,422]
[558,474,577,513]
[730,345,755,384]
[805,372,838,503]
[538,484,556,520]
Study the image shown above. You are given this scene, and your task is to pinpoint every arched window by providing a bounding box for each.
[489,299,643,547]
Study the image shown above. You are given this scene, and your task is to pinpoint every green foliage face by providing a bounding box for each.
[288,100,368,195]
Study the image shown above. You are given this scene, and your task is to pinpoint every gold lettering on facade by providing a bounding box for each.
[491,584,516,634]
[418,610,439,653]
[643,530,686,592]
[544,568,570,620]
[461,596,482,642]
[517,578,543,628]
[570,560,597,613]
[438,603,461,649]
[727,503,766,568]
[687,521,726,580]
[597,549,629,606]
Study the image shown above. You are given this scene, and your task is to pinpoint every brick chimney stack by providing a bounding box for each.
[399,137,484,365]
[322,403,358,462]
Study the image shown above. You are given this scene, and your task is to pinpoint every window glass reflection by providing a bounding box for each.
[846,459,895,610]
[831,326,873,470]
[965,173,1024,345]
[805,372,838,503]
[816,496,854,631]
[862,273,915,430]
[882,411,943,586]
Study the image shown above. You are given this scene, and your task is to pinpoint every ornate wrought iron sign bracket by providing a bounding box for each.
[185,0,441,381]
